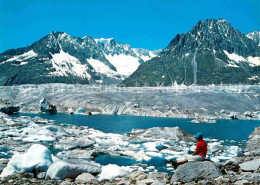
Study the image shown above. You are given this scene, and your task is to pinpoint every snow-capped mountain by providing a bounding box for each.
[95,38,161,76]
[246,31,260,46]
[0,32,160,85]
[122,19,260,86]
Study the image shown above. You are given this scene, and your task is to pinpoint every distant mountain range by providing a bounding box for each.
[122,19,260,86]
[0,19,259,86]
[0,32,161,85]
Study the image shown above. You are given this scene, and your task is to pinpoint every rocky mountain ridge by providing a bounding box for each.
[122,19,260,86]
[0,32,160,85]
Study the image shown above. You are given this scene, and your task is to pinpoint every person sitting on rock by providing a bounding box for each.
[171,132,207,169]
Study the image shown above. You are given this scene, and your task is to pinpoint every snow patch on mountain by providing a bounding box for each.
[224,50,260,67]
[105,54,140,76]
[87,58,120,78]
[223,50,246,63]
[2,50,37,64]
[247,56,260,67]
[94,38,114,44]
[246,31,260,46]
[49,50,90,79]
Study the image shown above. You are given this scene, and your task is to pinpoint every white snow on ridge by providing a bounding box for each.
[94,38,114,44]
[1,50,37,65]
[223,50,246,63]
[223,50,260,67]
[87,58,119,78]
[247,56,260,67]
[49,50,91,79]
[105,54,140,76]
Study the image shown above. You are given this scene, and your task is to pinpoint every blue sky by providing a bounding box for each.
[0,0,259,52]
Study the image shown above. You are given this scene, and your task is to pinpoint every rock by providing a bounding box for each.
[223,160,240,172]
[239,158,260,172]
[0,106,20,114]
[0,144,53,177]
[247,127,260,155]
[75,108,85,114]
[147,172,170,184]
[39,98,57,114]
[229,112,237,119]
[214,176,230,184]
[129,171,148,182]
[45,160,101,180]
[75,173,96,183]
[171,161,221,183]
[98,164,130,180]
[244,111,252,117]
[37,172,46,179]
[234,180,250,185]
[137,179,164,185]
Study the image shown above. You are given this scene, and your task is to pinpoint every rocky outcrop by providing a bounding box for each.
[39,98,57,114]
[239,158,260,172]
[246,126,260,155]
[0,98,19,114]
[122,19,260,86]
[171,161,221,183]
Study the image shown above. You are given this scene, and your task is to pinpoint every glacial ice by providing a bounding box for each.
[0,144,53,177]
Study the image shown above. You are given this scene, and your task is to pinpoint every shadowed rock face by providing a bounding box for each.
[171,161,221,183]
[122,19,260,86]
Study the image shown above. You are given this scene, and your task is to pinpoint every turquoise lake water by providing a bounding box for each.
[12,113,260,141]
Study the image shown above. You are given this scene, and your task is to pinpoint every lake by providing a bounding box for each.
[11,113,260,141]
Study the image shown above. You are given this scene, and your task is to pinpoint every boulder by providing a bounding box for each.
[39,98,57,114]
[234,180,250,185]
[239,158,260,172]
[171,161,221,183]
[0,144,53,177]
[45,160,101,180]
[0,106,20,115]
[247,127,260,155]
[98,164,131,180]
[75,173,96,184]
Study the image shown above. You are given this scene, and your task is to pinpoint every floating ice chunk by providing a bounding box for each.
[120,150,151,161]
[143,142,158,151]
[0,144,53,177]
[98,164,131,180]
[146,152,163,157]
[22,135,55,142]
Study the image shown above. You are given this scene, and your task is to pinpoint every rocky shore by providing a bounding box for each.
[0,112,259,184]
[0,84,259,120]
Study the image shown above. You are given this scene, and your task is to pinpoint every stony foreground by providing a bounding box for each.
[0,112,259,184]
[0,84,259,120]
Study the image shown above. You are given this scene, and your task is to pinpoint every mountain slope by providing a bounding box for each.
[121,19,260,86]
[246,31,260,46]
[0,32,160,85]
[95,38,161,76]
